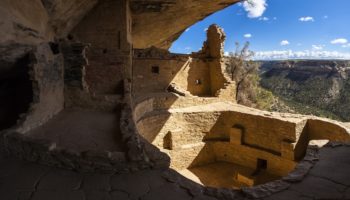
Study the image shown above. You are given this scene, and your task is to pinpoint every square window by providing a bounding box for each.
[152,66,160,74]
[257,158,267,170]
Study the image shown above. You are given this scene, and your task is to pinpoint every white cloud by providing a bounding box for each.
[254,50,350,60]
[242,0,267,18]
[273,17,277,20]
[280,40,290,46]
[258,17,269,21]
[185,28,190,32]
[244,33,252,38]
[312,45,324,50]
[297,43,302,46]
[299,16,314,22]
[184,47,191,50]
[324,15,328,19]
[342,43,350,48]
[204,28,208,32]
[331,38,348,44]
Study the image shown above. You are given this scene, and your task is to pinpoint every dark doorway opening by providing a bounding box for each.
[0,55,33,130]
[252,158,267,176]
[257,158,267,170]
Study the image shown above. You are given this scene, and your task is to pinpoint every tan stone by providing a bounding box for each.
[236,173,255,187]
[230,127,243,145]
[281,141,296,160]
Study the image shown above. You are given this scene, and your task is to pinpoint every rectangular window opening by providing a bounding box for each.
[257,158,267,170]
[152,66,160,74]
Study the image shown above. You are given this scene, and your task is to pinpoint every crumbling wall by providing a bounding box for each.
[133,24,236,100]
[133,50,214,97]
[198,25,236,100]
[17,43,64,133]
[0,54,33,130]
[71,0,132,95]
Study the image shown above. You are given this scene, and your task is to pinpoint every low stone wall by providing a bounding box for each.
[2,131,132,172]
[211,142,296,177]
[133,93,227,122]
[120,104,170,168]
[133,94,350,176]
[162,144,322,199]
[0,102,170,173]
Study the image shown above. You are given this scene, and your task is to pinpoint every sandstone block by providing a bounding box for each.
[230,128,243,145]
[281,141,296,160]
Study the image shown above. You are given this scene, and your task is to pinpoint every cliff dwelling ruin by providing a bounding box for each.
[0,0,350,199]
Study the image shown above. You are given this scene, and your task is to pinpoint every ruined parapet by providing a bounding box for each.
[61,41,123,110]
[194,24,236,101]
[132,24,235,100]
[61,41,90,91]
[15,43,65,133]
[194,24,226,59]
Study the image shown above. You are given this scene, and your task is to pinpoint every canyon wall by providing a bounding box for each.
[260,60,350,121]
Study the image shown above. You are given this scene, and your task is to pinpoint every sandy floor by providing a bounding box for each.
[180,162,280,189]
[27,109,125,152]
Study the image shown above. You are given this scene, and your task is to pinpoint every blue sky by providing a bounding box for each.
[170,0,350,60]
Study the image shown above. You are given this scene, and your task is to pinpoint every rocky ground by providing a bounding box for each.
[1,143,350,200]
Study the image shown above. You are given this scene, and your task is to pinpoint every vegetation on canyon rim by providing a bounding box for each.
[226,42,274,110]
[225,43,348,121]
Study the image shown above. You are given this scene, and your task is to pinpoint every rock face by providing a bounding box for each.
[131,0,240,49]
[260,60,350,120]
[41,0,98,37]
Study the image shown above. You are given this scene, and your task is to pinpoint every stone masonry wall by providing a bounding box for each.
[17,43,64,133]
[71,0,132,95]
[133,50,189,95]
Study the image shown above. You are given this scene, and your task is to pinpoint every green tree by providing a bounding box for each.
[226,42,258,106]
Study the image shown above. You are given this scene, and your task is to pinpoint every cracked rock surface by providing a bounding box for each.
[1,144,350,200]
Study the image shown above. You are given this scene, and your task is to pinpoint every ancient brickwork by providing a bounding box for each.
[133,25,236,100]
[72,0,132,95]
[17,43,64,133]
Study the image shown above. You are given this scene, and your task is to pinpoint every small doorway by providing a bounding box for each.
[257,158,267,170]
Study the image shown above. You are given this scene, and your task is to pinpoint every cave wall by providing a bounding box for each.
[0,0,54,75]
[131,0,240,49]
[41,0,99,37]
[17,43,64,133]
[0,0,53,45]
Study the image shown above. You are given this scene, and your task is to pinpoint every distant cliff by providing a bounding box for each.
[259,60,350,121]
